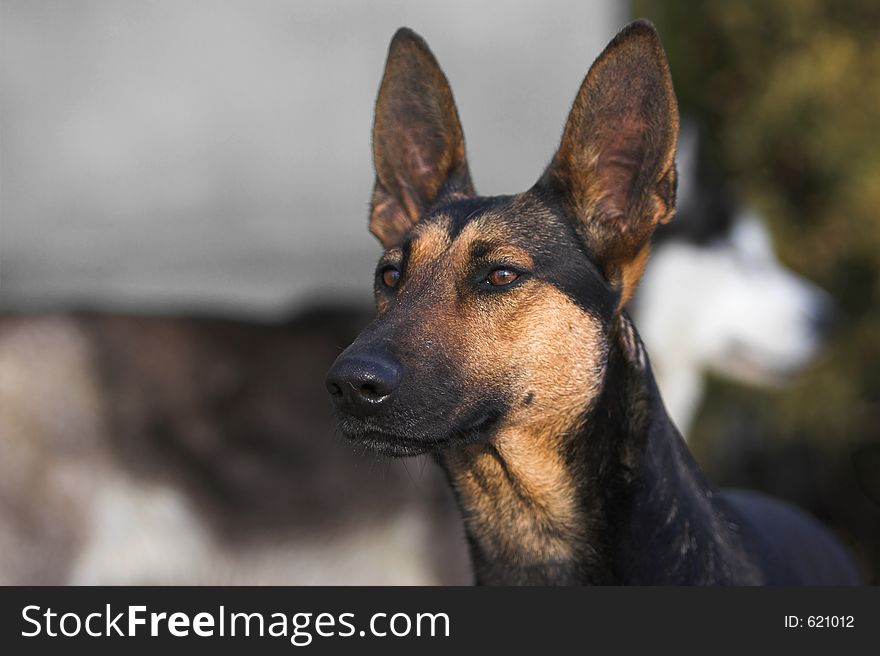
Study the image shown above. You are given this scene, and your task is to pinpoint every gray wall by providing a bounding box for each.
[1,0,625,317]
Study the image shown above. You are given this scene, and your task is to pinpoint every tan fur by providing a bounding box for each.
[443,439,582,562]
[442,284,605,562]
[391,218,607,562]
[407,218,453,271]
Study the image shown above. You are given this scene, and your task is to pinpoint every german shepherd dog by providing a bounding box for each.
[326,21,861,585]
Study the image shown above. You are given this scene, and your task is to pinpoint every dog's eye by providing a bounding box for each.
[486,268,519,286]
[381,266,401,289]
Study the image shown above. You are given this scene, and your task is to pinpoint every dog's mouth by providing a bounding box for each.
[336,407,503,457]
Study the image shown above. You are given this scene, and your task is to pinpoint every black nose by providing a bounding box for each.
[325,352,402,416]
[811,298,840,342]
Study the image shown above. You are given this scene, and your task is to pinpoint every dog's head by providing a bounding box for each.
[326,22,678,457]
[639,212,837,389]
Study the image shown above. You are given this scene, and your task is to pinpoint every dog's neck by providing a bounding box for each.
[439,314,764,585]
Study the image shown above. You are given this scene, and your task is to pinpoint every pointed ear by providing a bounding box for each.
[538,20,678,305]
[369,28,474,248]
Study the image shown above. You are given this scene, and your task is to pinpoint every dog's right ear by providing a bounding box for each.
[537,20,678,306]
[370,28,474,248]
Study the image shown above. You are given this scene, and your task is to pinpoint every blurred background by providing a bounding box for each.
[636,0,880,582]
[0,0,877,584]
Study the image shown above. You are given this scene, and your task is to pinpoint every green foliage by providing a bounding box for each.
[635,0,880,449]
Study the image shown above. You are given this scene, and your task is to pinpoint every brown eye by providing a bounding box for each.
[381,266,401,288]
[487,268,519,286]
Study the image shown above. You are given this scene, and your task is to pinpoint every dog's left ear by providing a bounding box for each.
[369,28,474,248]
[538,20,678,305]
